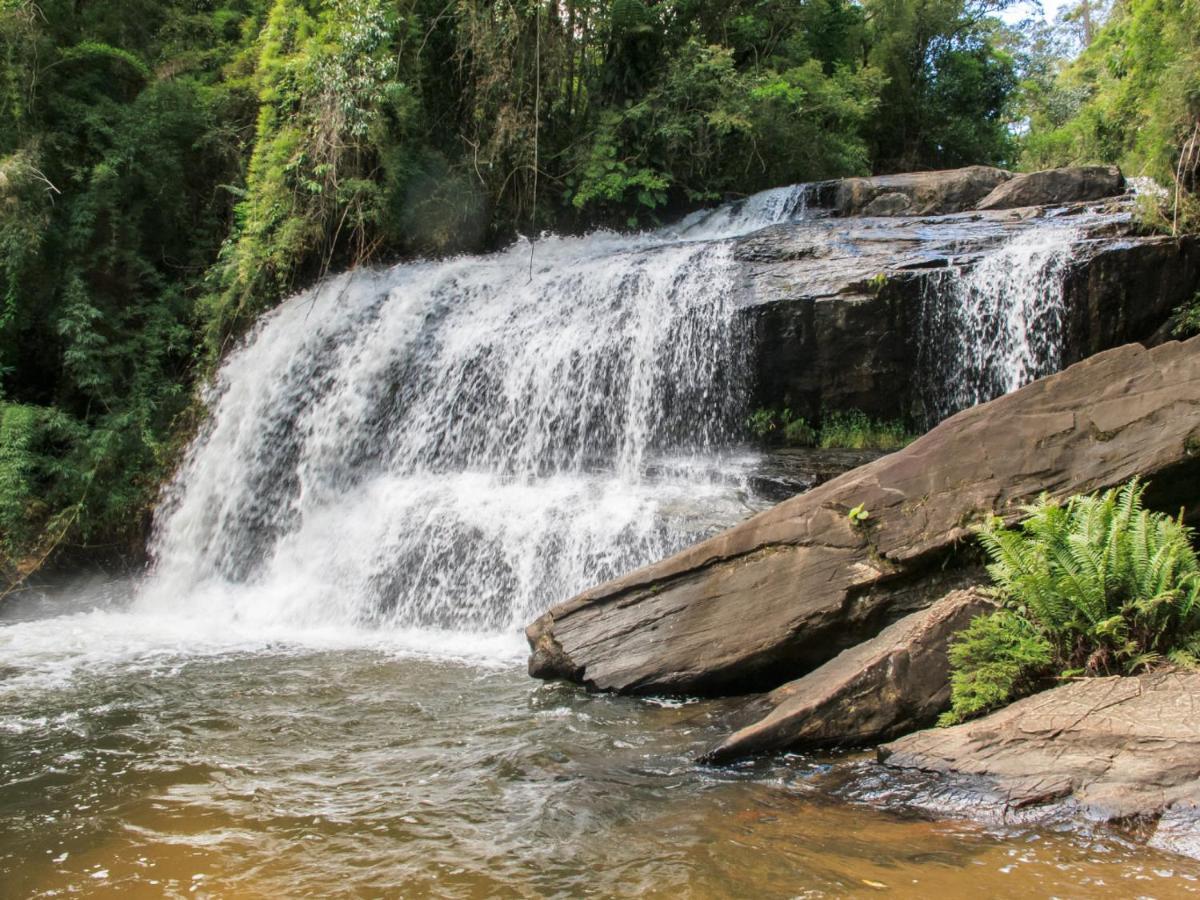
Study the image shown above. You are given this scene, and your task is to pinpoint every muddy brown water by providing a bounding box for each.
[3,580,1199,899]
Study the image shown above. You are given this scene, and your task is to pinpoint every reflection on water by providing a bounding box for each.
[3,581,1199,898]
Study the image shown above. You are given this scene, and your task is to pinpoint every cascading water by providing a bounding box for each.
[671,183,810,239]
[141,204,812,639]
[7,185,1188,899]
[141,189,1091,641]
[914,223,1079,425]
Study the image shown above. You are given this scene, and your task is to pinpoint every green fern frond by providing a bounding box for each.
[955,478,1200,721]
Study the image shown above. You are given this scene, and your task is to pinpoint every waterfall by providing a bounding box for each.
[142,188,1090,639]
[142,199,804,635]
[672,184,811,240]
[915,223,1079,425]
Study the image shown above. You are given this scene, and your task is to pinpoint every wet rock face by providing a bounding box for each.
[977,165,1125,210]
[526,337,1200,696]
[700,588,994,762]
[736,212,1200,424]
[878,669,1200,860]
[811,164,1127,218]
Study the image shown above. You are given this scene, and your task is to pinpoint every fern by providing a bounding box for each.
[946,479,1200,723]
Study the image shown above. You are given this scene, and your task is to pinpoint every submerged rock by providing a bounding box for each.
[700,588,994,762]
[747,448,888,502]
[526,337,1200,695]
[976,165,1125,211]
[878,669,1200,860]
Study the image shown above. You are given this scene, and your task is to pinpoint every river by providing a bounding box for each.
[4,578,1200,897]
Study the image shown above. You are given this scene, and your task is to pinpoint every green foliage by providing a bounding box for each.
[0,403,85,563]
[1020,0,1200,196]
[748,407,915,449]
[784,417,819,447]
[817,410,914,451]
[944,480,1200,724]
[847,502,871,524]
[1171,291,1200,338]
[865,0,1019,171]
[939,609,1054,724]
[746,407,819,446]
[0,0,1035,576]
[747,407,812,444]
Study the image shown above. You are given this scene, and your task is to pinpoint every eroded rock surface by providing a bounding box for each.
[977,165,1125,210]
[734,205,1200,424]
[701,588,994,762]
[828,166,1013,216]
[527,338,1200,695]
[878,669,1200,859]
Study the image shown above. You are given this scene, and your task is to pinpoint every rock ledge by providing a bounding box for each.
[879,669,1200,859]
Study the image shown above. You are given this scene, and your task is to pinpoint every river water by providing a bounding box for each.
[5,578,1200,898]
[5,188,1196,896]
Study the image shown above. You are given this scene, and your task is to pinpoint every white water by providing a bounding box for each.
[125,193,828,659]
[916,224,1079,424]
[1,189,1093,684]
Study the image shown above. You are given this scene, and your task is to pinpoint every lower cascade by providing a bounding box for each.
[143,190,1092,638]
[144,222,764,637]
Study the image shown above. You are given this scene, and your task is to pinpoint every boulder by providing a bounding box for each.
[526,337,1200,696]
[701,588,994,763]
[860,191,914,216]
[831,166,1012,217]
[878,669,1200,859]
[976,165,1125,211]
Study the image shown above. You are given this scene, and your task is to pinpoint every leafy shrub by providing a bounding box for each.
[783,417,818,446]
[939,610,1053,725]
[745,407,816,446]
[943,479,1200,724]
[747,407,915,449]
[0,403,86,567]
[1170,290,1200,338]
[818,410,913,451]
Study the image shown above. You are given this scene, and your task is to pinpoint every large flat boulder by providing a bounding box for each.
[878,669,1200,859]
[976,165,1125,210]
[526,337,1200,695]
[701,588,994,763]
[830,166,1012,216]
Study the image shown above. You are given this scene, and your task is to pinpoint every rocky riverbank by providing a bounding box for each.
[880,669,1200,860]
[527,337,1200,695]
[527,329,1200,853]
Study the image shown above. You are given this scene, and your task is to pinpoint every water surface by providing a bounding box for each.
[3,579,1199,898]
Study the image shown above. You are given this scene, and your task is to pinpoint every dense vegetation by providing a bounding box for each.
[1020,0,1200,200]
[0,0,1195,581]
[942,480,1200,724]
[746,407,914,451]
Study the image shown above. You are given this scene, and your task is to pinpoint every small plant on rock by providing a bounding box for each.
[941,479,1200,725]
